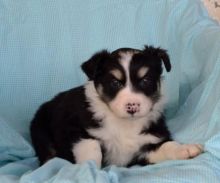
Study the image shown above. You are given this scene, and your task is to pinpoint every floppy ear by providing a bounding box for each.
[143,46,171,73]
[156,48,171,72]
[81,50,111,80]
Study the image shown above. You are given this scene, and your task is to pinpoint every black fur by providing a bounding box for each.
[30,87,99,164]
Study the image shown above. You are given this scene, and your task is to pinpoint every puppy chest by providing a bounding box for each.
[88,119,160,166]
[103,132,144,166]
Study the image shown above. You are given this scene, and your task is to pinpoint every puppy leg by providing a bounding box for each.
[148,141,203,164]
[72,139,102,168]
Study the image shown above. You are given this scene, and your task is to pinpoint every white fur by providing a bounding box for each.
[84,81,163,166]
[72,139,102,168]
[119,51,132,89]
[148,141,203,163]
[109,86,153,118]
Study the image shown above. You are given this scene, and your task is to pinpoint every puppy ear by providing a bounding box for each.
[157,48,171,72]
[143,46,171,73]
[81,50,111,80]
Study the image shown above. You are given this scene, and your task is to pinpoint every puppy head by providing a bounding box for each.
[82,46,171,119]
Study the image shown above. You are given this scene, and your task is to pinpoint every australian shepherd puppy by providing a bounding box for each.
[30,46,203,168]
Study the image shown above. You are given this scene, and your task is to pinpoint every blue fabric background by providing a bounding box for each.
[1,0,220,182]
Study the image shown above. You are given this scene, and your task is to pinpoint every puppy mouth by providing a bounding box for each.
[128,112,148,119]
[117,109,148,120]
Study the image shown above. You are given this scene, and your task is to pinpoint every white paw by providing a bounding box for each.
[172,143,204,160]
[148,141,204,164]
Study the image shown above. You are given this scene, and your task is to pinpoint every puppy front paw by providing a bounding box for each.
[148,141,204,164]
[171,143,203,160]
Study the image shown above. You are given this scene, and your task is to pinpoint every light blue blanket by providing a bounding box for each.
[1,0,220,182]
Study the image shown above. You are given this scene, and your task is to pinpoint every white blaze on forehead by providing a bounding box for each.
[118,51,133,87]
[110,69,123,80]
[138,67,149,78]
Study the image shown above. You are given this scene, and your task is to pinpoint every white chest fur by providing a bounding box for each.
[88,115,160,166]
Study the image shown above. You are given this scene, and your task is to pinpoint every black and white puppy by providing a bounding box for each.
[30,46,203,168]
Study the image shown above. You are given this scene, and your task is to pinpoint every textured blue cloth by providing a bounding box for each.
[1,0,220,182]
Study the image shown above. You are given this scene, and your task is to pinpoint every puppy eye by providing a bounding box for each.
[140,77,153,87]
[111,79,123,89]
[142,78,150,83]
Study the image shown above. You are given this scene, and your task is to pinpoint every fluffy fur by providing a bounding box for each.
[30,46,203,168]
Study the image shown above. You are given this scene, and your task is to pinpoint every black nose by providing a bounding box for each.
[126,103,140,115]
